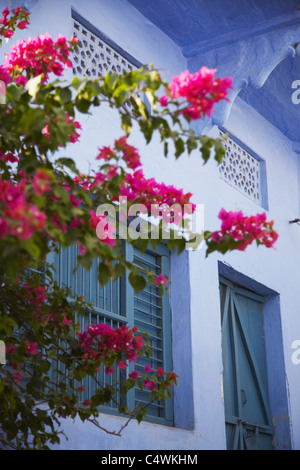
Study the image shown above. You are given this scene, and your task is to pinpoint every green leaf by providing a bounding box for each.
[166,237,186,255]
[19,108,45,134]
[129,272,146,293]
[199,136,213,163]
[133,96,148,121]
[55,157,78,173]
[187,136,197,154]
[104,72,120,91]
[57,87,72,105]
[75,94,91,113]
[134,238,149,253]
[6,84,26,103]
[135,406,147,424]
[213,138,225,164]
[91,392,105,407]
[174,137,185,158]
[98,262,111,287]
[164,141,168,157]
[121,113,132,135]
[71,76,83,90]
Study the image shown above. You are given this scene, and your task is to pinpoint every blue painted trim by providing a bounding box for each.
[71,7,143,69]
[170,249,194,431]
[219,126,269,211]
[182,11,300,58]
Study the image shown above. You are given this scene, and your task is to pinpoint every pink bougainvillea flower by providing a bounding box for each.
[6,343,17,355]
[3,28,13,38]
[157,366,165,377]
[105,366,115,376]
[96,145,115,161]
[0,65,11,85]
[117,360,128,370]
[16,20,29,30]
[82,399,92,407]
[78,242,87,256]
[12,372,23,385]
[114,136,141,170]
[25,340,40,356]
[62,313,72,326]
[33,169,51,196]
[159,94,168,107]
[95,214,116,247]
[168,372,178,381]
[143,379,157,391]
[77,323,144,367]
[129,370,140,382]
[160,67,233,120]
[211,209,278,251]
[118,169,196,219]
[0,151,19,163]
[154,273,169,286]
[0,177,47,240]
[4,33,75,84]
[144,364,153,372]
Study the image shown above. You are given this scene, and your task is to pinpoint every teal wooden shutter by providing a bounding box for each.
[49,243,173,424]
[126,243,173,425]
[220,277,274,450]
[50,245,126,412]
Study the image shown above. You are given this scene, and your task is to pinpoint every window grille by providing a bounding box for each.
[71,8,142,79]
[219,129,263,206]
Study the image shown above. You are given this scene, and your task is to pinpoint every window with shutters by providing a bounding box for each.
[49,242,173,426]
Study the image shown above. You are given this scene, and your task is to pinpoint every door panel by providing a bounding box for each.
[220,277,274,450]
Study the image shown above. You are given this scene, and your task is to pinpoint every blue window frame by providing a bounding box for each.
[48,242,173,426]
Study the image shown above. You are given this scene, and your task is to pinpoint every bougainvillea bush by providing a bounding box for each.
[0,7,278,449]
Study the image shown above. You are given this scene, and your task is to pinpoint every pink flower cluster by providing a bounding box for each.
[22,282,47,307]
[4,33,77,85]
[6,338,39,386]
[0,150,19,163]
[0,178,46,239]
[137,364,178,391]
[0,65,11,86]
[77,323,144,375]
[0,7,29,40]
[20,280,72,327]
[97,136,141,170]
[119,169,195,215]
[74,137,195,227]
[211,209,278,251]
[160,67,233,120]
[33,169,52,196]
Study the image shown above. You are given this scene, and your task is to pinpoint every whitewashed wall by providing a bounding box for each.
[1,0,300,450]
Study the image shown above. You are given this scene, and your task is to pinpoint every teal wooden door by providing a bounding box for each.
[219,277,274,450]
